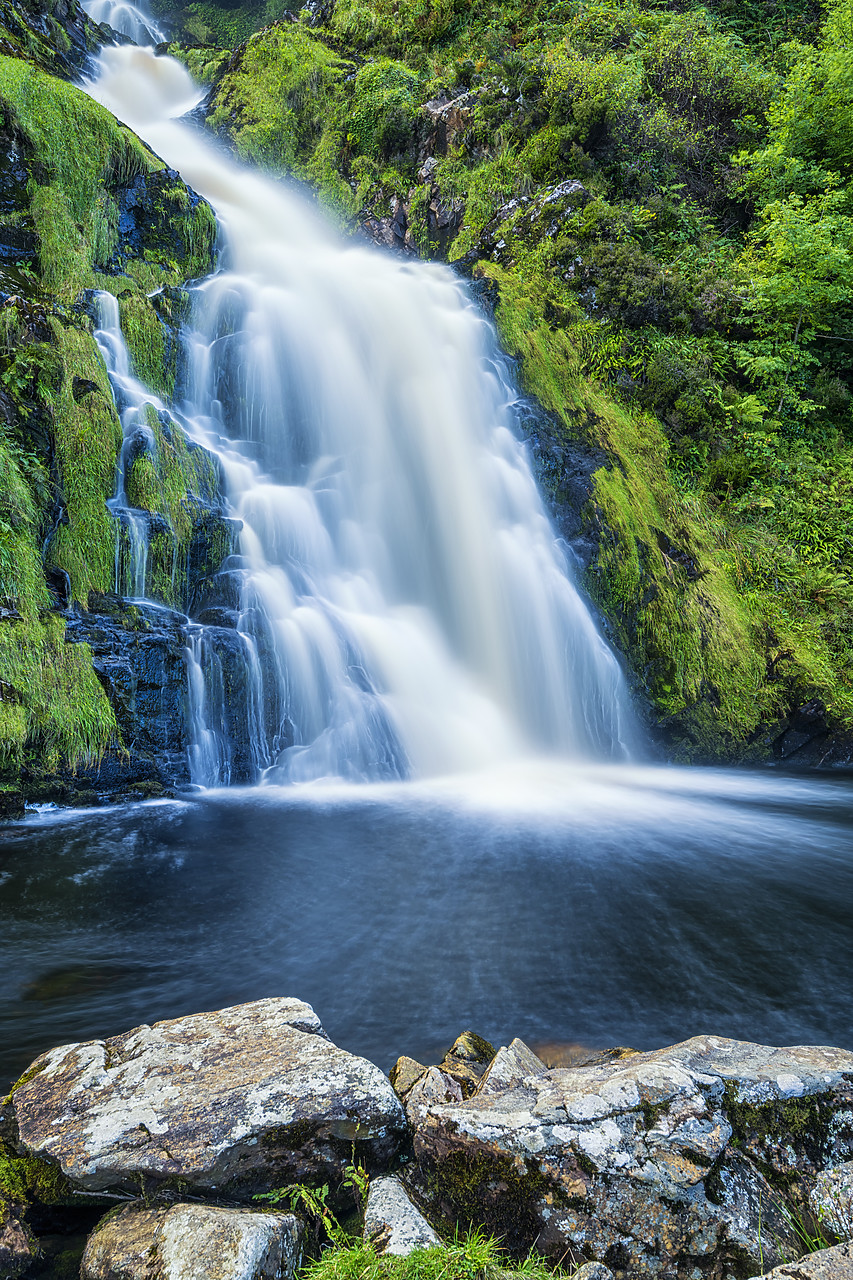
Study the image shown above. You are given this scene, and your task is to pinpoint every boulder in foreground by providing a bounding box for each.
[2,998,406,1198]
[407,1035,853,1277]
[81,1202,302,1280]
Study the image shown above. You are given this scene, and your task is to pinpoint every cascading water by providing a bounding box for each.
[82,0,164,45]
[82,43,639,785]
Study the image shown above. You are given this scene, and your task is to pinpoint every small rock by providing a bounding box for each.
[81,1202,302,1280]
[573,1265,614,1280]
[405,1067,463,1128]
[809,1160,853,1239]
[747,1241,853,1278]
[438,1031,496,1097]
[5,998,406,1198]
[0,1204,34,1280]
[475,1038,547,1097]
[389,1056,427,1101]
[363,1176,441,1256]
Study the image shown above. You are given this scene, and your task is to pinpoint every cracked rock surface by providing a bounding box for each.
[407,1035,853,1278]
[2,998,406,1198]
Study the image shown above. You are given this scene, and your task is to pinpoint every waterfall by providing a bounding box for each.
[82,0,165,45]
[82,45,638,785]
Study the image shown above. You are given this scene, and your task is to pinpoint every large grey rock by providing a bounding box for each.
[747,1241,853,1279]
[363,1176,441,1256]
[81,1202,302,1280]
[2,998,406,1198]
[409,1035,853,1278]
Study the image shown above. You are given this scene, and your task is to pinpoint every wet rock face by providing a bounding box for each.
[81,1202,303,1280]
[3,998,407,1200]
[406,1035,853,1278]
[59,595,192,795]
[0,0,109,78]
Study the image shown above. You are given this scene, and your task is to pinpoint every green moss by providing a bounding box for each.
[44,321,122,602]
[119,294,172,400]
[208,24,352,214]
[0,1140,74,1208]
[420,1147,553,1257]
[121,405,220,608]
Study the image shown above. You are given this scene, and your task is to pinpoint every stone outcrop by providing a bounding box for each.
[2,998,406,1199]
[747,1242,853,1279]
[363,1176,441,1256]
[81,1202,302,1280]
[405,1035,853,1277]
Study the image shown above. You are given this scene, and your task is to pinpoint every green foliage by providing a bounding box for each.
[303,1230,558,1280]
[45,322,122,602]
[349,59,422,163]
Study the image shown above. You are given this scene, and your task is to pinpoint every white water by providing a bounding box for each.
[83,44,638,785]
[83,0,165,44]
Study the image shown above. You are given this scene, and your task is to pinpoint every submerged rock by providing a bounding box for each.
[0,1202,33,1280]
[407,1035,853,1276]
[363,1176,441,1256]
[81,1202,302,1280]
[3,998,406,1199]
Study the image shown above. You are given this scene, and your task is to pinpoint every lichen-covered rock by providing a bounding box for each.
[438,1032,497,1098]
[747,1242,853,1279]
[477,1039,547,1097]
[408,1035,853,1278]
[2,998,406,1199]
[389,1057,428,1101]
[573,1265,614,1280]
[81,1201,302,1280]
[363,1176,441,1256]
[808,1160,853,1241]
[405,1067,463,1130]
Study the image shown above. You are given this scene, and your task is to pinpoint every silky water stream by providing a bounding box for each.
[2,31,852,1085]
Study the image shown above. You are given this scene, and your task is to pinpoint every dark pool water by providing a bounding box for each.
[2,762,853,1089]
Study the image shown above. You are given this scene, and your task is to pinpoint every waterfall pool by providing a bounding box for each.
[3,764,852,1087]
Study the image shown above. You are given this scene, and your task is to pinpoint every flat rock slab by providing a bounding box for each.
[81,1202,302,1280]
[3,998,406,1197]
[363,1176,441,1256]
[748,1242,853,1279]
[409,1035,853,1278]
